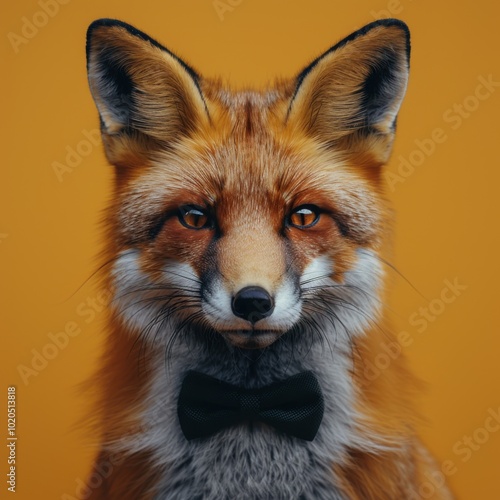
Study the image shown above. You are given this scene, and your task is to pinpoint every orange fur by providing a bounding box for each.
[84,18,453,499]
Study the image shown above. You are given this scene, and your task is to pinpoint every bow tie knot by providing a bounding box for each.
[239,393,260,417]
[177,370,324,441]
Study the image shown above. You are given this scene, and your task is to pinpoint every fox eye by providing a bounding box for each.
[178,205,212,229]
[288,205,321,229]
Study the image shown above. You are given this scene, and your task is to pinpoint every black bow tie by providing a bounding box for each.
[177,370,324,441]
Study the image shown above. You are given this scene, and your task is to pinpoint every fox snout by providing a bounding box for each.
[203,279,298,349]
[199,222,304,348]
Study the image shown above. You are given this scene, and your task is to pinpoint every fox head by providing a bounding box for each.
[86,19,410,350]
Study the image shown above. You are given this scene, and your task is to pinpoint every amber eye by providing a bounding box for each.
[288,205,321,228]
[178,205,211,229]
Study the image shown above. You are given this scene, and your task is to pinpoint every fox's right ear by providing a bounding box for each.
[86,19,209,160]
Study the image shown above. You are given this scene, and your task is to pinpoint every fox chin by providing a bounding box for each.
[83,18,453,500]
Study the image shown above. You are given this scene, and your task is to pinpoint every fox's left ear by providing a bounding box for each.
[286,19,410,164]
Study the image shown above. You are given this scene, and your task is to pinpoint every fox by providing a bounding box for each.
[83,17,454,500]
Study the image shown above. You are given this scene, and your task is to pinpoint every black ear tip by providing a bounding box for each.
[86,19,125,63]
[86,19,159,72]
[87,18,136,36]
[86,18,137,45]
[368,18,410,60]
[363,18,409,36]
[375,18,409,32]
[86,19,150,61]
[86,18,127,43]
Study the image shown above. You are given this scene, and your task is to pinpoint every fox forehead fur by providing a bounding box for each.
[84,18,453,500]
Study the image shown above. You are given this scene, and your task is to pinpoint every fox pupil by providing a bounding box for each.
[290,206,318,228]
[180,207,208,229]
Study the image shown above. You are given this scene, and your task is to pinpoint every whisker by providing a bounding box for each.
[375,255,429,302]
[58,250,137,304]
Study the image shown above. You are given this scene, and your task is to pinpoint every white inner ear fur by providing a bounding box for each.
[88,60,127,134]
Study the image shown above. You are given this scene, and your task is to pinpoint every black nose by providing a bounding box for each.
[231,286,275,324]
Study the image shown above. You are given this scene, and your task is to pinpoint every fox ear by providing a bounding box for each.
[286,19,410,164]
[86,19,208,149]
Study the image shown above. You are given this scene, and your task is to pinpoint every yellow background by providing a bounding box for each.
[1,1,499,498]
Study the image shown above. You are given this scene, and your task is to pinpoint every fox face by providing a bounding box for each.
[87,19,410,351]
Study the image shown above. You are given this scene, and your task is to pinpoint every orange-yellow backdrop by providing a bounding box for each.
[2,1,499,498]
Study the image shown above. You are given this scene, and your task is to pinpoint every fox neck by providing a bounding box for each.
[104,318,395,500]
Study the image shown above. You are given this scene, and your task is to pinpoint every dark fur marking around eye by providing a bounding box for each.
[332,213,351,238]
[147,211,175,241]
